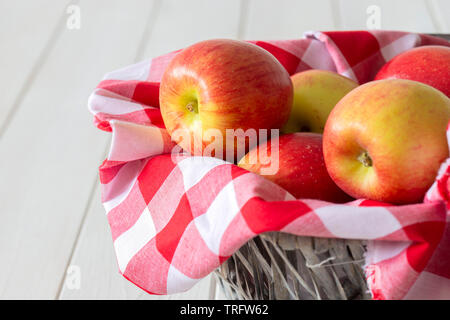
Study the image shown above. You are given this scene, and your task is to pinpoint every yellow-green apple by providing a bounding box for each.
[238,132,352,202]
[281,70,358,134]
[375,45,450,97]
[323,79,450,204]
[159,39,293,162]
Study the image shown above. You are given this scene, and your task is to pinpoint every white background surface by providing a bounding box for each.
[0,0,448,299]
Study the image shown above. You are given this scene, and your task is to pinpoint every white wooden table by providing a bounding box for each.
[0,0,448,300]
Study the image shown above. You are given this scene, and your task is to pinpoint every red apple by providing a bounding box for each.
[159,39,293,161]
[238,132,352,202]
[323,79,450,204]
[375,45,450,97]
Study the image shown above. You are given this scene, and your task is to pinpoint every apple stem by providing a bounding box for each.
[186,102,197,113]
[358,151,373,167]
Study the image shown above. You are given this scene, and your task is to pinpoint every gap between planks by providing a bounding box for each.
[0,0,76,140]
[55,0,162,299]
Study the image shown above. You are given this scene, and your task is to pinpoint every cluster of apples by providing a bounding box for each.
[159,39,450,205]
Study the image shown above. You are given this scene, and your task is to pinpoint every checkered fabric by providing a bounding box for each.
[89,31,450,300]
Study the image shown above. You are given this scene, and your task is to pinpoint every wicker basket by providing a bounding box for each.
[213,33,450,301]
[214,232,370,300]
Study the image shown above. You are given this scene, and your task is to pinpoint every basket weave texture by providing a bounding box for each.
[215,34,450,300]
[215,233,371,300]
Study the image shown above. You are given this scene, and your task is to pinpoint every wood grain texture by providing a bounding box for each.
[141,0,242,57]
[59,185,213,299]
[337,0,437,33]
[0,0,446,300]
[0,0,70,135]
[244,0,335,39]
[59,0,242,300]
[0,0,155,299]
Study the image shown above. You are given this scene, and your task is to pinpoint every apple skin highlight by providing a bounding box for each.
[238,132,353,202]
[323,79,450,204]
[282,70,358,134]
[375,45,450,98]
[159,39,293,161]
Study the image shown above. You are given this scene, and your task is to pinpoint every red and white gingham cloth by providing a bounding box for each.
[88,31,450,300]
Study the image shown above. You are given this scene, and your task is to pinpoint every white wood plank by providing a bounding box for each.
[142,0,242,57]
[0,0,70,133]
[431,0,450,33]
[59,185,213,300]
[338,0,437,33]
[59,0,242,299]
[244,0,336,40]
[0,0,155,299]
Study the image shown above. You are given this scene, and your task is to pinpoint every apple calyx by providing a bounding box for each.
[186,101,198,113]
[358,151,372,167]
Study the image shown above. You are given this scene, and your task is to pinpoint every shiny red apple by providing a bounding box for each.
[375,45,450,97]
[238,132,352,202]
[159,39,293,161]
